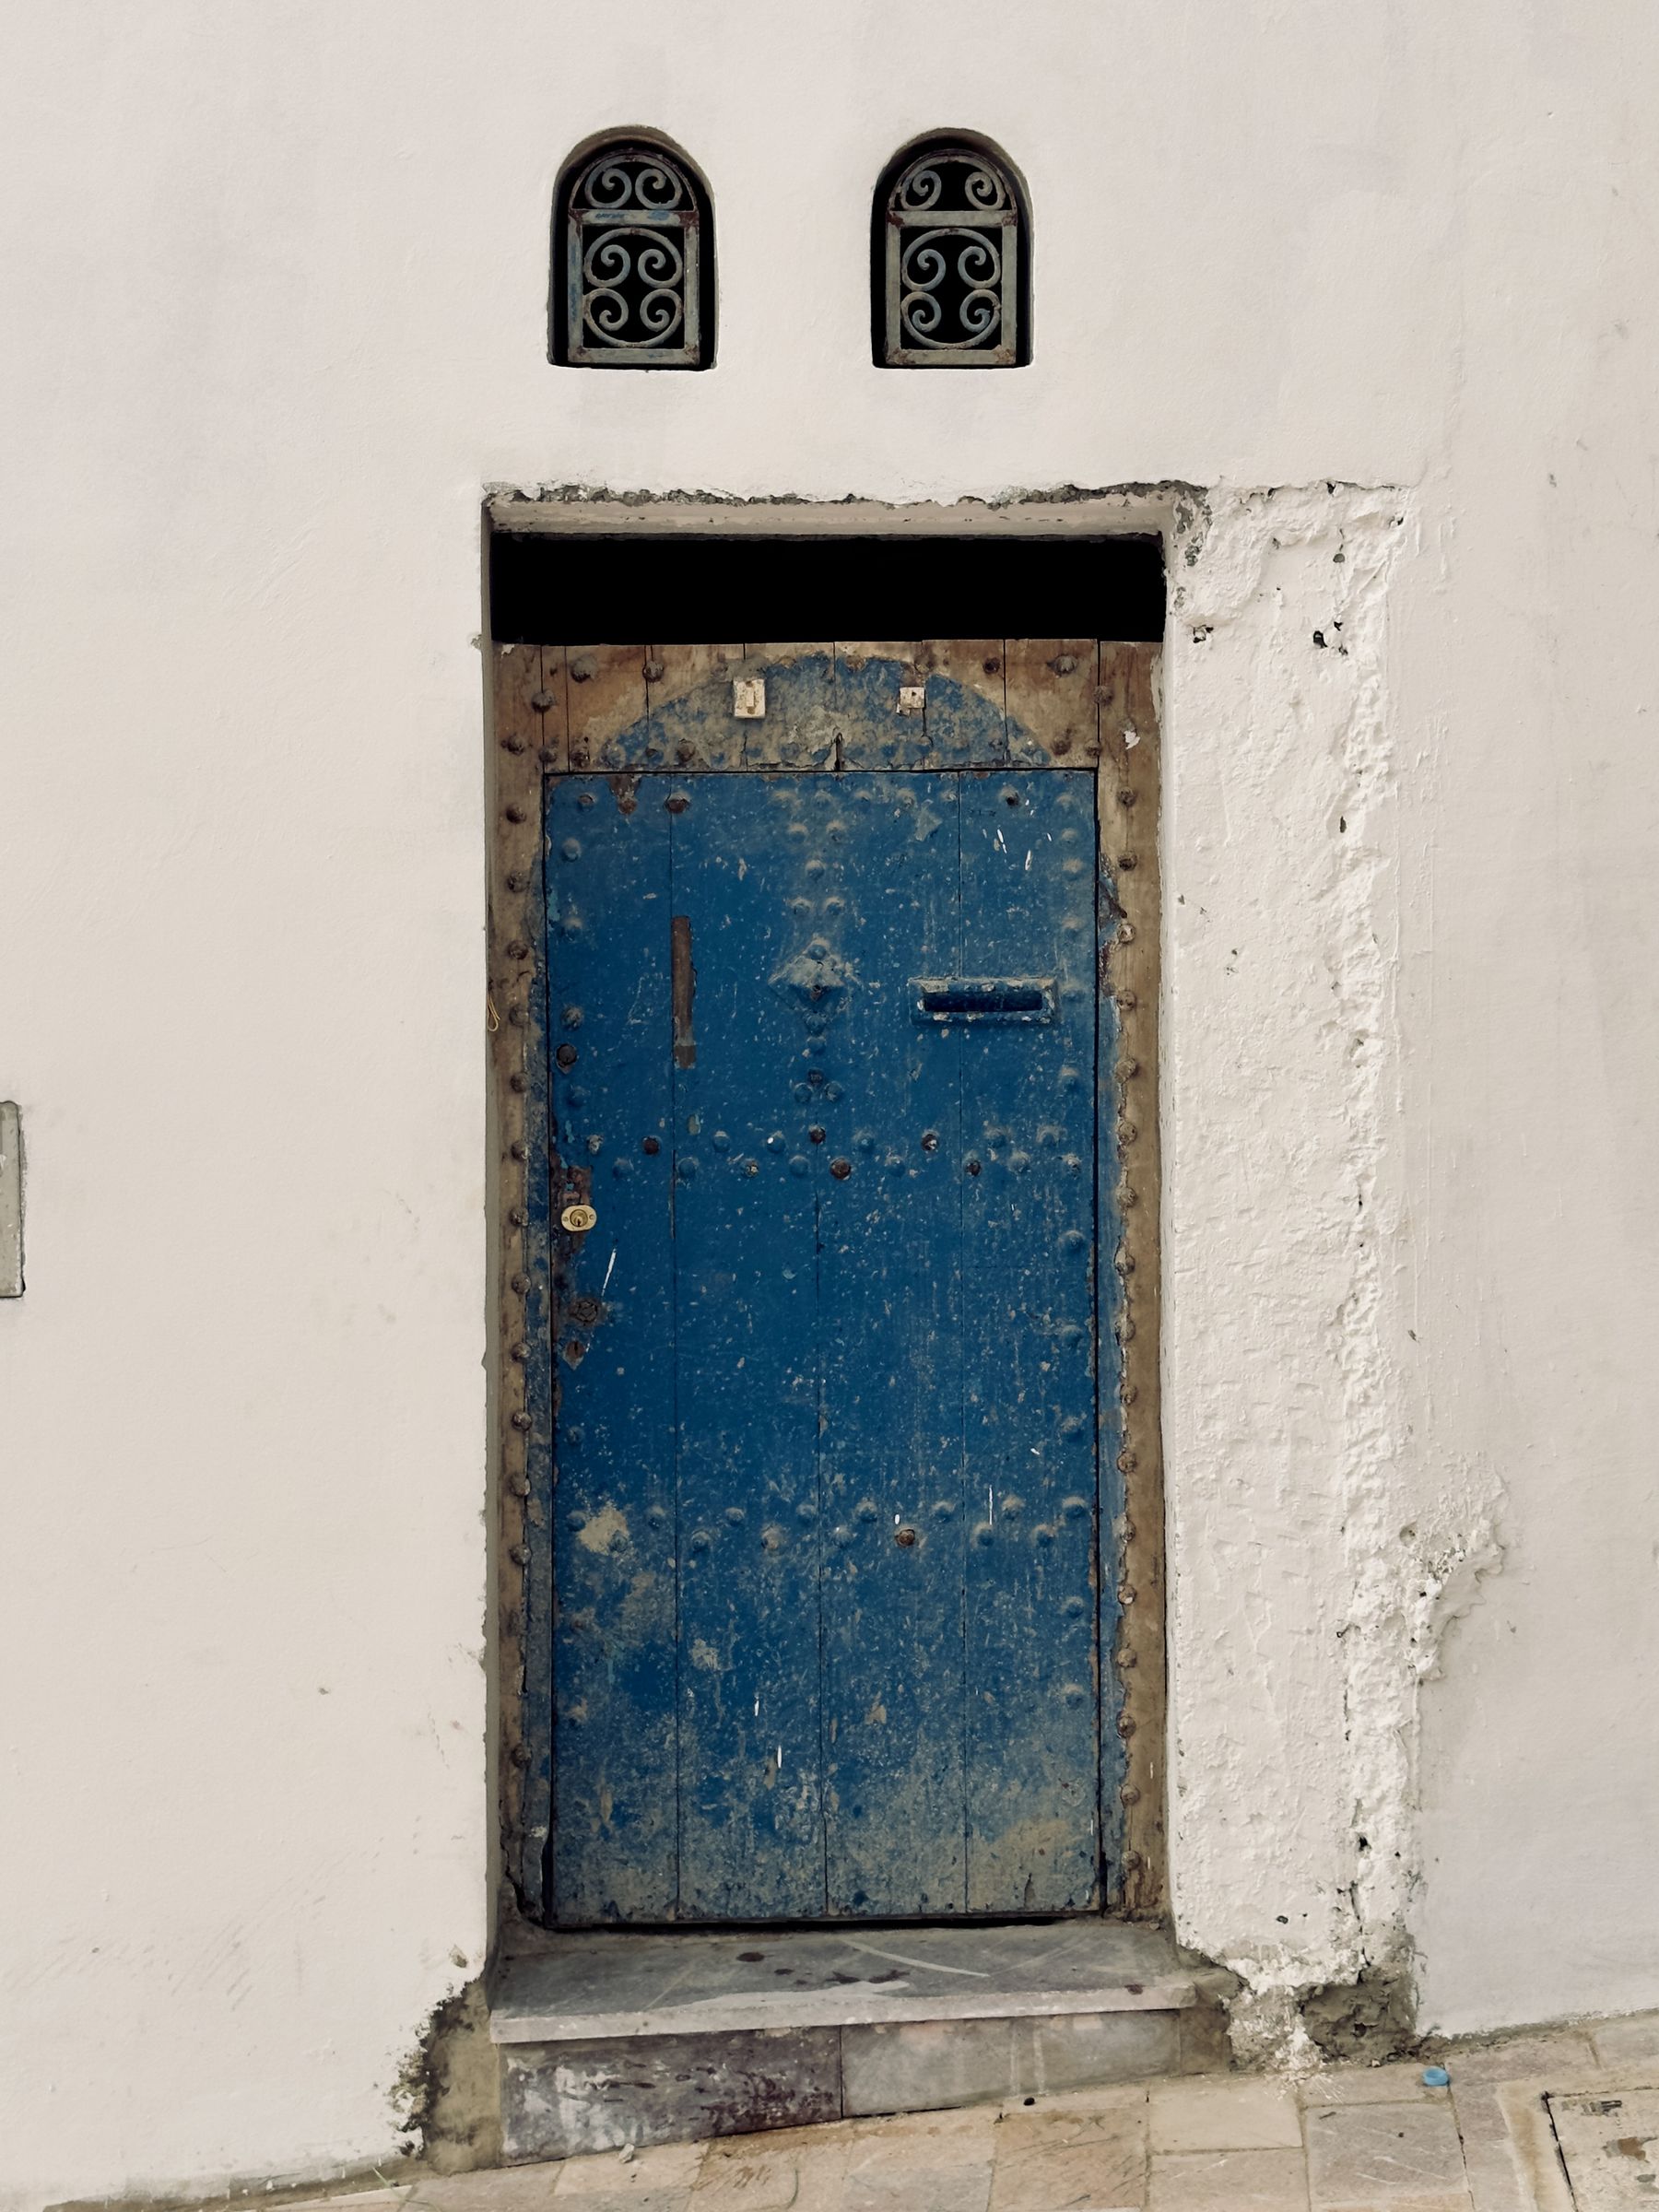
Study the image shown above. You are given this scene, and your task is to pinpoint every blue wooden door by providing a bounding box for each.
[545,672,1115,1924]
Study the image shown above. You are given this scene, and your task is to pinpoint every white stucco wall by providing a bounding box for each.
[4,1,1659,2201]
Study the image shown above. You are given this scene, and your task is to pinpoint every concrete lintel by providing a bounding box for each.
[484,486,1189,541]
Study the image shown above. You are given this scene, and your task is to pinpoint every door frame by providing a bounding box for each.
[484,495,1168,1930]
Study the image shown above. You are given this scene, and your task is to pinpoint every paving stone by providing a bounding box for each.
[1491,2080,1579,2212]
[690,2131,849,2211]
[554,2143,706,2196]
[1303,2099,1469,2208]
[687,2141,809,2211]
[1148,2147,1311,2209]
[991,2085,1150,2156]
[545,2197,693,2212]
[412,2167,564,2209]
[1549,2086,1659,2209]
[841,2167,994,2212]
[545,2140,704,2208]
[279,2195,410,2212]
[833,2118,1003,2211]
[1298,2063,1444,2107]
[1590,2011,1659,2070]
[990,2135,1147,2209]
[1150,2077,1303,2151]
[846,2102,1003,2166]
[1446,2082,1533,2212]
[544,2195,693,2212]
[1313,2198,1469,2211]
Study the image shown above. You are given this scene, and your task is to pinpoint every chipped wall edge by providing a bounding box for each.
[1164,484,1506,2065]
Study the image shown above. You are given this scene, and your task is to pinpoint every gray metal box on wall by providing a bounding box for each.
[1,1103,22,1296]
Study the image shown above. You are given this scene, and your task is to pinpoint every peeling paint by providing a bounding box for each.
[574,1502,630,1556]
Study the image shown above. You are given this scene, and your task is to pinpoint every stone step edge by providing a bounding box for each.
[488,1972,1198,2043]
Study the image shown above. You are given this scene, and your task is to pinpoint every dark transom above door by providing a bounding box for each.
[515,642,1143,1925]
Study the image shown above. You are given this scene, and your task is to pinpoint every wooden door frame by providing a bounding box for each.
[483,494,1168,1932]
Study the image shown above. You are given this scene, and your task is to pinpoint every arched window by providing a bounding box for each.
[552,135,713,370]
[873,135,1029,368]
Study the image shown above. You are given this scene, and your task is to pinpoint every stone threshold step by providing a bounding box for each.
[490,1919,1196,2043]
[489,1923,1226,2160]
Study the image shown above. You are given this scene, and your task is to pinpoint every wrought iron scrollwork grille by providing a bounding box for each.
[879,143,1025,368]
[556,140,710,370]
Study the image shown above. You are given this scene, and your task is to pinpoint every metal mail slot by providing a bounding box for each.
[912,977,1055,1025]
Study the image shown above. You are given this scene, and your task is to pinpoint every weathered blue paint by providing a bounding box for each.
[547,781,680,1921]
[541,675,1123,1926]
[819,778,969,1915]
[959,771,1100,1912]
[586,647,1013,774]
[673,781,830,1918]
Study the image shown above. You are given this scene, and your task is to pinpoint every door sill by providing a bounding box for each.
[491,1917,1195,2043]
[489,1919,1230,2162]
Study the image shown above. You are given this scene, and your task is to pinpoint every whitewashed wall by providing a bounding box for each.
[4,2,1658,2201]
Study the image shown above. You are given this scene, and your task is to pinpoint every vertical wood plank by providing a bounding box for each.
[918,639,1007,768]
[534,642,571,774]
[819,773,969,1916]
[566,644,650,770]
[647,643,747,770]
[741,644,837,770]
[1096,640,1165,1915]
[835,643,926,769]
[547,775,679,1923]
[672,776,828,1918]
[960,767,1101,1912]
[492,643,556,1913]
[1004,639,1100,765]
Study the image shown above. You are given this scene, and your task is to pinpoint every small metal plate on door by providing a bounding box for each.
[912,978,1054,1026]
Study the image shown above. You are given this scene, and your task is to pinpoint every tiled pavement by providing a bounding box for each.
[287,2010,1659,2212]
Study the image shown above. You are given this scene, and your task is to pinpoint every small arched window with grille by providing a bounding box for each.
[874,136,1030,368]
[552,135,713,370]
